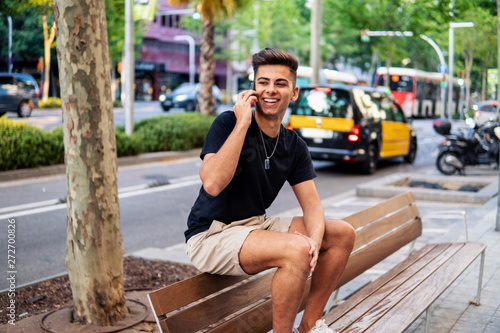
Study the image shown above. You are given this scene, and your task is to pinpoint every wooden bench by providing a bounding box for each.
[147,192,486,333]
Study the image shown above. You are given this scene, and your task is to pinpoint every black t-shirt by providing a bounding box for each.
[185,111,316,242]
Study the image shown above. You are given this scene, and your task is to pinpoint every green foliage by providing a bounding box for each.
[39,97,61,108]
[0,117,64,171]
[113,99,123,108]
[0,113,214,171]
[0,7,44,66]
[132,113,214,152]
[115,127,141,156]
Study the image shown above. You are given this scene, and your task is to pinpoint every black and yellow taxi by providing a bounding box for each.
[287,85,417,174]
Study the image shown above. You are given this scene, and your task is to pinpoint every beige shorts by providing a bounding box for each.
[186,215,293,276]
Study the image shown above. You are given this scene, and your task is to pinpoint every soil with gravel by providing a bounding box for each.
[0,256,199,325]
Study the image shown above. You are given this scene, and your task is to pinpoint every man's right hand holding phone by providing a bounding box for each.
[233,89,258,129]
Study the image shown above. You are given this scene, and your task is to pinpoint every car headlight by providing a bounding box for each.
[159,95,166,102]
[174,94,188,102]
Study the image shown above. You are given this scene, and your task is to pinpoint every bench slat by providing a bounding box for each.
[148,273,248,316]
[352,204,420,252]
[337,217,422,288]
[333,243,462,332]
[329,242,485,333]
[323,243,441,326]
[162,271,275,333]
[208,279,313,333]
[361,242,486,333]
[343,192,416,230]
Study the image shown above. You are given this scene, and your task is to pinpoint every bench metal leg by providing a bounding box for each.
[470,249,485,306]
[425,307,431,333]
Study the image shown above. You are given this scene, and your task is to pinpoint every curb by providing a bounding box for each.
[0,148,202,182]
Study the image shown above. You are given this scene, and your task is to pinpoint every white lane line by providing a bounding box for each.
[0,178,201,220]
[0,199,62,215]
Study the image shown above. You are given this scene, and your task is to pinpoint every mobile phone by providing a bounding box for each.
[251,81,257,98]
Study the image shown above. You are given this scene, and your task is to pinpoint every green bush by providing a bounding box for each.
[0,113,215,171]
[38,97,62,109]
[0,117,64,171]
[115,127,141,156]
[113,99,123,108]
[133,113,214,152]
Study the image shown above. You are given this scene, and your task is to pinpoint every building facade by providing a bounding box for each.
[135,2,228,101]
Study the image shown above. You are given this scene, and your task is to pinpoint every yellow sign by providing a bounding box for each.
[134,0,158,22]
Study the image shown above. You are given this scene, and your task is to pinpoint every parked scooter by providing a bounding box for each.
[433,118,500,175]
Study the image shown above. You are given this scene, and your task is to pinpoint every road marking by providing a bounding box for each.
[0,199,62,215]
[0,178,201,220]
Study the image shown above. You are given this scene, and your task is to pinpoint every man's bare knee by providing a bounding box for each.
[281,236,311,274]
[323,219,356,252]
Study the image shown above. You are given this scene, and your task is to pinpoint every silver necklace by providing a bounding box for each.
[257,121,280,170]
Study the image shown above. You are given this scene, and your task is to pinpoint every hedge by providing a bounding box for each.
[0,113,215,172]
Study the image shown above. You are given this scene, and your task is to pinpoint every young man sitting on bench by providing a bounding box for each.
[185,48,355,333]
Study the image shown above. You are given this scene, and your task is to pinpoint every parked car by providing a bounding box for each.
[287,85,417,174]
[0,72,40,117]
[159,83,221,112]
[473,100,498,125]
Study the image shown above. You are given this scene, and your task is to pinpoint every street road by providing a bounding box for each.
[0,118,443,290]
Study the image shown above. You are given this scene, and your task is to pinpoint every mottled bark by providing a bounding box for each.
[198,17,216,115]
[54,0,128,325]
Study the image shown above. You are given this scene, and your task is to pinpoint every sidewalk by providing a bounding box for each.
[133,164,500,333]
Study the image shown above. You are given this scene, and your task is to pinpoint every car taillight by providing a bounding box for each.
[492,101,498,107]
[348,124,360,142]
[474,110,480,118]
[314,87,332,93]
[36,87,40,98]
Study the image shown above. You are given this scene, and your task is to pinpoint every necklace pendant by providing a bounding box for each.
[265,158,270,170]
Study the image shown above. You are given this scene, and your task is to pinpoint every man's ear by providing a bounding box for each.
[291,86,299,101]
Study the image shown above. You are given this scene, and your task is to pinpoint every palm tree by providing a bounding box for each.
[168,0,251,115]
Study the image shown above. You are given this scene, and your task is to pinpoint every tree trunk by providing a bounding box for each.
[54,0,128,326]
[42,16,56,102]
[198,16,216,115]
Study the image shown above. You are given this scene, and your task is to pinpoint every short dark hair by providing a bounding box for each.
[252,48,299,85]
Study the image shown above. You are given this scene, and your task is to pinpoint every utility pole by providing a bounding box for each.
[122,0,134,135]
[7,16,12,73]
[447,22,474,123]
[310,0,322,84]
[495,0,500,232]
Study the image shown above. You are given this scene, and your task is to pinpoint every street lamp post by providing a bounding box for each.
[448,22,474,123]
[7,16,12,73]
[420,34,446,119]
[310,0,322,85]
[174,35,196,85]
[122,0,135,135]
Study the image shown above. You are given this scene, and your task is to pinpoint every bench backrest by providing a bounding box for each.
[147,191,422,333]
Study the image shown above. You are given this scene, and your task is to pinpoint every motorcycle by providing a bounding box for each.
[433,118,500,175]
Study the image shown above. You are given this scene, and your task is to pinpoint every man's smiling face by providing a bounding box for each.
[254,64,299,119]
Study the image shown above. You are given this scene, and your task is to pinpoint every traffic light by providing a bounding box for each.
[441,75,447,88]
[360,29,370,42]
[192,11,200,20]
